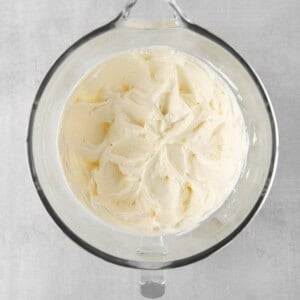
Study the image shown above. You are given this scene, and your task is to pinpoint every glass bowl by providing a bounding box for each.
[27,0,278,297]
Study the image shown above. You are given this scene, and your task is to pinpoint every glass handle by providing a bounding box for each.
[137,236,167,298]
[140,270,166,299]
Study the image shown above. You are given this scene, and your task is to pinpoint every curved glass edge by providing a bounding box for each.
[26,17,279,270]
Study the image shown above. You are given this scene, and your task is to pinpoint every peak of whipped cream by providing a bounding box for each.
[58,47,248,234]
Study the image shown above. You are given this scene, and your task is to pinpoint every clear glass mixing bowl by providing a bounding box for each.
[27,0,278,298]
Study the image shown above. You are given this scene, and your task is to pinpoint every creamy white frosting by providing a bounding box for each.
[58,47,248,234]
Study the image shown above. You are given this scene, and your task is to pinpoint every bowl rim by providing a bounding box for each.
[27,17,279,270]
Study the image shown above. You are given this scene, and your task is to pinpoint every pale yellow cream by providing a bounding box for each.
[58,47,248,234]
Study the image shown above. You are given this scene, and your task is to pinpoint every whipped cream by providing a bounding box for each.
[58,47,248,234]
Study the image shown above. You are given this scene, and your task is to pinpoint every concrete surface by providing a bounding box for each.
[0,0,299,299]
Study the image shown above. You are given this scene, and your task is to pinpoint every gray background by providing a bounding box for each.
[1,0,299,299]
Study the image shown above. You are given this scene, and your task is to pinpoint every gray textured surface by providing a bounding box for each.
[1,0,299,299]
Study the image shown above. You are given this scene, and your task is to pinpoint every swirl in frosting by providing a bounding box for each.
[58,47,248,234]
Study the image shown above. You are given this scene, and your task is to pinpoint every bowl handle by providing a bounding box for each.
[140,270,166,299]
[137,235,168,298]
